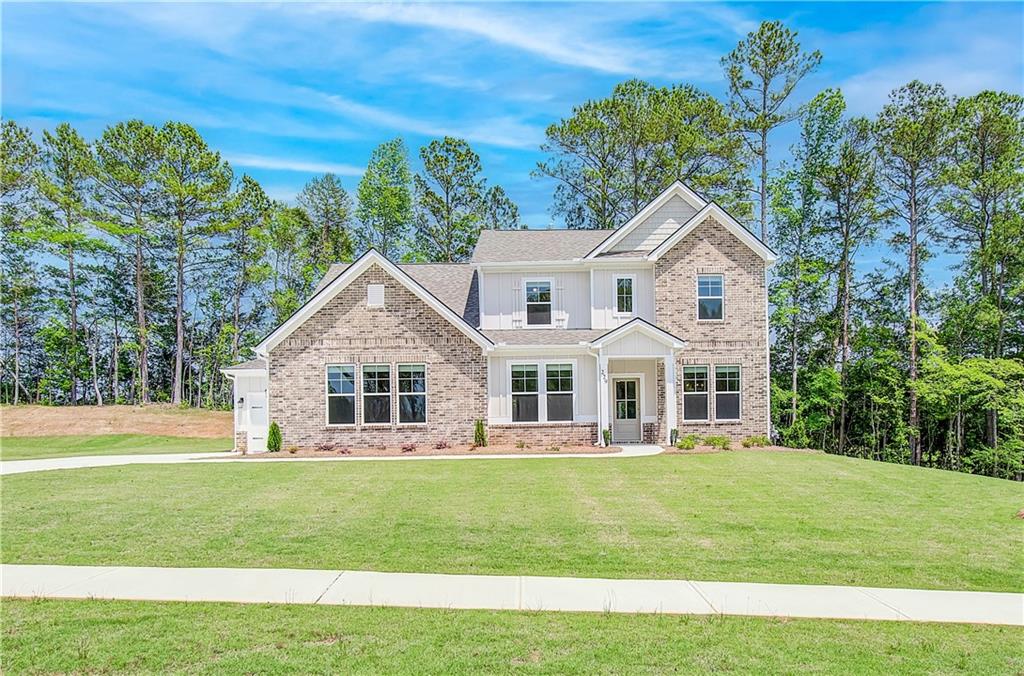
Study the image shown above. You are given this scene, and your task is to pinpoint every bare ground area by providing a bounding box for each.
[0,405,232,438]
[240,443,620,458]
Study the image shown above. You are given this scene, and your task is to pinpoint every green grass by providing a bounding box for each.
[4,452,1021,591]
[0,434,231,460]
[4,598,1022,675]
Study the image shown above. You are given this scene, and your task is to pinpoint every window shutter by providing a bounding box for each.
[367,284,385,308]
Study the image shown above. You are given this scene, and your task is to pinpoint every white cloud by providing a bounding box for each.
[225,153,363,176]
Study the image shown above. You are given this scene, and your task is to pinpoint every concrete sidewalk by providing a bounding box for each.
[3,564,1021,626]
[0,445,662,476]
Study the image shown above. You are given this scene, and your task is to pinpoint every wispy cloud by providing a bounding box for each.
[225,153,363,176]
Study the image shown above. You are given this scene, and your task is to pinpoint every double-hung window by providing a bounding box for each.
[525,281,552,326]
[362,364,391,424]
[511,364,539,422]
[682,366,709,421]
[398,364,427,424]
[697,274,724,320]
[326,365,356,425]
[614,276,634,316]
[545,363,573,421]
[715,366,741,420]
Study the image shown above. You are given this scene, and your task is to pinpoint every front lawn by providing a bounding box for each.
[3,452,1021,591]
[0,434,232,460]
[3,598,1021,674]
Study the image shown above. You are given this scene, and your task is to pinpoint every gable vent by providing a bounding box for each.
[367,284,385,308]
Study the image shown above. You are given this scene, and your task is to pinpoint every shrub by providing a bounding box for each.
[515,440,527,450]
[742,435,770,448]
[704,435,731,450]
[546,445,561,453]
[675,434,700,450]
[338,447,351,455]
[670,428,679,446]
[434,440,451,450]
[401,442,417,453]
[316,443,335,452]
[474,419,487,447]
[602,428,612,446]
[266,422,282,452]
[286,445,299,455]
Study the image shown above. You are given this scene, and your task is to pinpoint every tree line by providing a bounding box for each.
[2,20,1021,479]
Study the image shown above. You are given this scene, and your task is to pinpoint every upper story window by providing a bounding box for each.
[614,275,634,316]
[525,280,552,326]
[697,274,724,321]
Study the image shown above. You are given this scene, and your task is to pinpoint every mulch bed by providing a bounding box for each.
[663,445,822,455]
[238,443,621,458]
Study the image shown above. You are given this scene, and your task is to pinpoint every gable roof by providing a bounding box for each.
[646,202,777,263]
[221,357,267,374]
[472,229,610,263]
[585,181,708,259]
[590,317,686,350]
[256,250,493,354]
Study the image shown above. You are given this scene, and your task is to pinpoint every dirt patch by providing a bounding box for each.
[663,444,822,455]
[239,443,619,459]
[0,404,232,438]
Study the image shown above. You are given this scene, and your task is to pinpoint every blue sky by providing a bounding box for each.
[4,1,1022,283]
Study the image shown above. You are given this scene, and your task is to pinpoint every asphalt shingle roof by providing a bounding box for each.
[224,357,266,371]
[481,329,606,345]
[471,229,612,263]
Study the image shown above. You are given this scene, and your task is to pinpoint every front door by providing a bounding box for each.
[246,392,268,452]
[612,378,640,443]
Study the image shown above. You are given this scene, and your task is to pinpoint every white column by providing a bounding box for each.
[664,355,677,445]
[597,351,610,446]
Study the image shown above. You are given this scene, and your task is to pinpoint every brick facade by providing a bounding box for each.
[488,422,598,447]
[234,430,247,454]
[655,216,770,440]
[268,264,488,449]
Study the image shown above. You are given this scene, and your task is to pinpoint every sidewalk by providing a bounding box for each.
[3,564,1021,625]
[0,445,662,476]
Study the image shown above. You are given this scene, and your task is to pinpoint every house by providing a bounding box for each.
[222,181,776,452]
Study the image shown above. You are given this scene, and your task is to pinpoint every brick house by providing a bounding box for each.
[223,181,776,452]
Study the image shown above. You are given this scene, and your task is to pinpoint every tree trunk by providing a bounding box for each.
[12,292,22,405]
[135,233,150,404]
[172,226,185,405]
[89,324,103,406]
[68,244,79,405]
[837,240,852,455]
[908,192,920,465]
[112,317,120,404]
[759,128,768,241]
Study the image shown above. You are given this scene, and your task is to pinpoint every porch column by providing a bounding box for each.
[597,351,610,446]
[664,355,677,445]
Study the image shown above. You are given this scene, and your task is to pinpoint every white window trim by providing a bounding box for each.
[681,364,710,423]
[714,364,742,423]
[612,274,636,318]
[360,363,393,427]
[696,273,725,322]
[507,358,577,424]
[523,278,554,329]
[325,363,357,428]
[397,363,428,427]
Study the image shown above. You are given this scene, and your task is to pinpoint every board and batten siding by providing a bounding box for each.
[609,195,698,253]
[590,267,655,329]
[479,270,590,329]
[487,354,598,423]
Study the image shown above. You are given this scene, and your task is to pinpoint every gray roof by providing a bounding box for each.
[224,357,266,371]
[313,262,479,326]
[472,229,611,263]
[481,329,606,345]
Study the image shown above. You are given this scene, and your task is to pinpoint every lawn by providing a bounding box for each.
[3,452,1021,591]
[0,433,232,460]
[3,599,1022,674]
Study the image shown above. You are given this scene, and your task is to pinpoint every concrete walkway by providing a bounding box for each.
[3,564,1020,625]
[0,445,662,476]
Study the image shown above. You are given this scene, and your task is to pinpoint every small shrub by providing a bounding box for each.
[286,445,299,455]
[602,428,612,446]
[742,435,770,448]
[338,447,351,455]
[266,422,282,452]
[704,435,731,450]
[434,439,451,450]
[316,443,335,452]
[670,428,679,446]
[401,442,417,453]
[546,445,561,453]
[515,440,527,450]
[474,419,487,447]
[675,434,700,450]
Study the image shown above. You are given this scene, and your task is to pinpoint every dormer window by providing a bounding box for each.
[525,280,552,326]
[614,275,635,316]
[697,274,724,321]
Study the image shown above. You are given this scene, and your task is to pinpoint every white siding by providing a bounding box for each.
[488,354,598,423]
[610,195,697,253]
[590,267,655,329]
[233,372,268,433]
[480,270,590,329]
[602,332,674,357]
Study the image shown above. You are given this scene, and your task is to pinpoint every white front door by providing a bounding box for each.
[612,378,641,443]
[246,392,268,452]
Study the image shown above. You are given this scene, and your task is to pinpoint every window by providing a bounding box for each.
[525,281,552,326]
[682,366,709,421]
[398,364,427,424]
[326,365,355,425]
[697,274,724,320]
[715,366,741,420]
[362,364,391,424]
[511,364,539,422]
[614,276,634,315]
[545,363,574,421]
